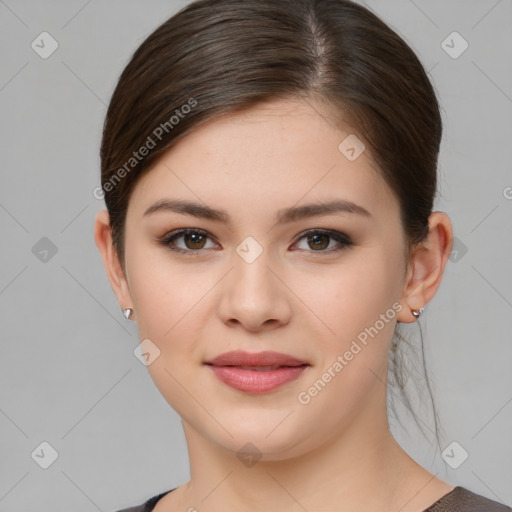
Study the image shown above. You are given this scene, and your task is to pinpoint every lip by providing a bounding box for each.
[205,350,308,367]
[204,350,310,394]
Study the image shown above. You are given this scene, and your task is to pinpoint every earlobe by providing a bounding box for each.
[94,209,133,313]
[396,212,453,323]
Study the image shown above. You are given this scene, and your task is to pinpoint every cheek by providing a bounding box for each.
[125,236,206,341]
[292,255,402,433]
[292,245,404,350]
[126,249,211,417]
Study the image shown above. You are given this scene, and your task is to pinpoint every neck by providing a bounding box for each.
[176,386,434,512]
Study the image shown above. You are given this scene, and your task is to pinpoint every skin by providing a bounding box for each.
[95,97,454,512]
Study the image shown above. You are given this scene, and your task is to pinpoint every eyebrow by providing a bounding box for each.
[143,198,372,225]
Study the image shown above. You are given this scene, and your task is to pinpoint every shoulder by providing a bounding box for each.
[112,489,175,512]
[426,486,511,511]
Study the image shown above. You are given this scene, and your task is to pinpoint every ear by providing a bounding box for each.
[94,210,134,319]
[396,211,453,323]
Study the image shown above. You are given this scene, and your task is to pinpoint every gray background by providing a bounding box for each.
[0,1,511,511]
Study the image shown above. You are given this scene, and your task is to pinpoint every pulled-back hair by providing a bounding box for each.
[100,0,444,451]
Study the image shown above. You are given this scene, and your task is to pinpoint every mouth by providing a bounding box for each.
[204,351,310,393]
[204,350,309,367]
[215,365,303,371]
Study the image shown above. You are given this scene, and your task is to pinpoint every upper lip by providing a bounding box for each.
[204,350,309,367]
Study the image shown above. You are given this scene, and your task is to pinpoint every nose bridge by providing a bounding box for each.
[217,236,291,330]
[232,236,277,301]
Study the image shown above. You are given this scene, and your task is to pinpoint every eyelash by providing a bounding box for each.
[157,228,353,257]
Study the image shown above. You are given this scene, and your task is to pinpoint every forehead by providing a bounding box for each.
[128,97,397,224]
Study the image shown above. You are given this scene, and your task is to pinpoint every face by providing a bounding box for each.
[121,97,410,459]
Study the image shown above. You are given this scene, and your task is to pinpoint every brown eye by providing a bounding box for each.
[159,229,218,255]
[182,232,207,250]
[293,229,353,254]
[306,233,330,250]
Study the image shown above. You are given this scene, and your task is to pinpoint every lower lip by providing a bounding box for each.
[207,365,309,393]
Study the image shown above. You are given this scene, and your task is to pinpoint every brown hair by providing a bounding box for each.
[100,0,444,450]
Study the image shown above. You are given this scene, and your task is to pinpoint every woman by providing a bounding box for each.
[94,0,511,510]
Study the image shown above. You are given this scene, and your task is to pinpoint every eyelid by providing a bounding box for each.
[291,228,353,254]
[158,228,219,255]
[157,227,353,255]
[293,228,351,243]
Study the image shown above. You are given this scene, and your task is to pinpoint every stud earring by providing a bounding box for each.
[122,308,133,320]
[411,307,424,319]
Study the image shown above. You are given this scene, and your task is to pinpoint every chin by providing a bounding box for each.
[204,418,315,461]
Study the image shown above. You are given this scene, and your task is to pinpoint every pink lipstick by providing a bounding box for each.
[204,350,310,394]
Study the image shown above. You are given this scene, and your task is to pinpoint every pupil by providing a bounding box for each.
[186,233,205,249]
[309,234,328,250]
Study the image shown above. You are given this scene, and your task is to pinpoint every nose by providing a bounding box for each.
[216,249,292,332]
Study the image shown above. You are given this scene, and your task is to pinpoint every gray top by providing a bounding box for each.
[114,485,511,511]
